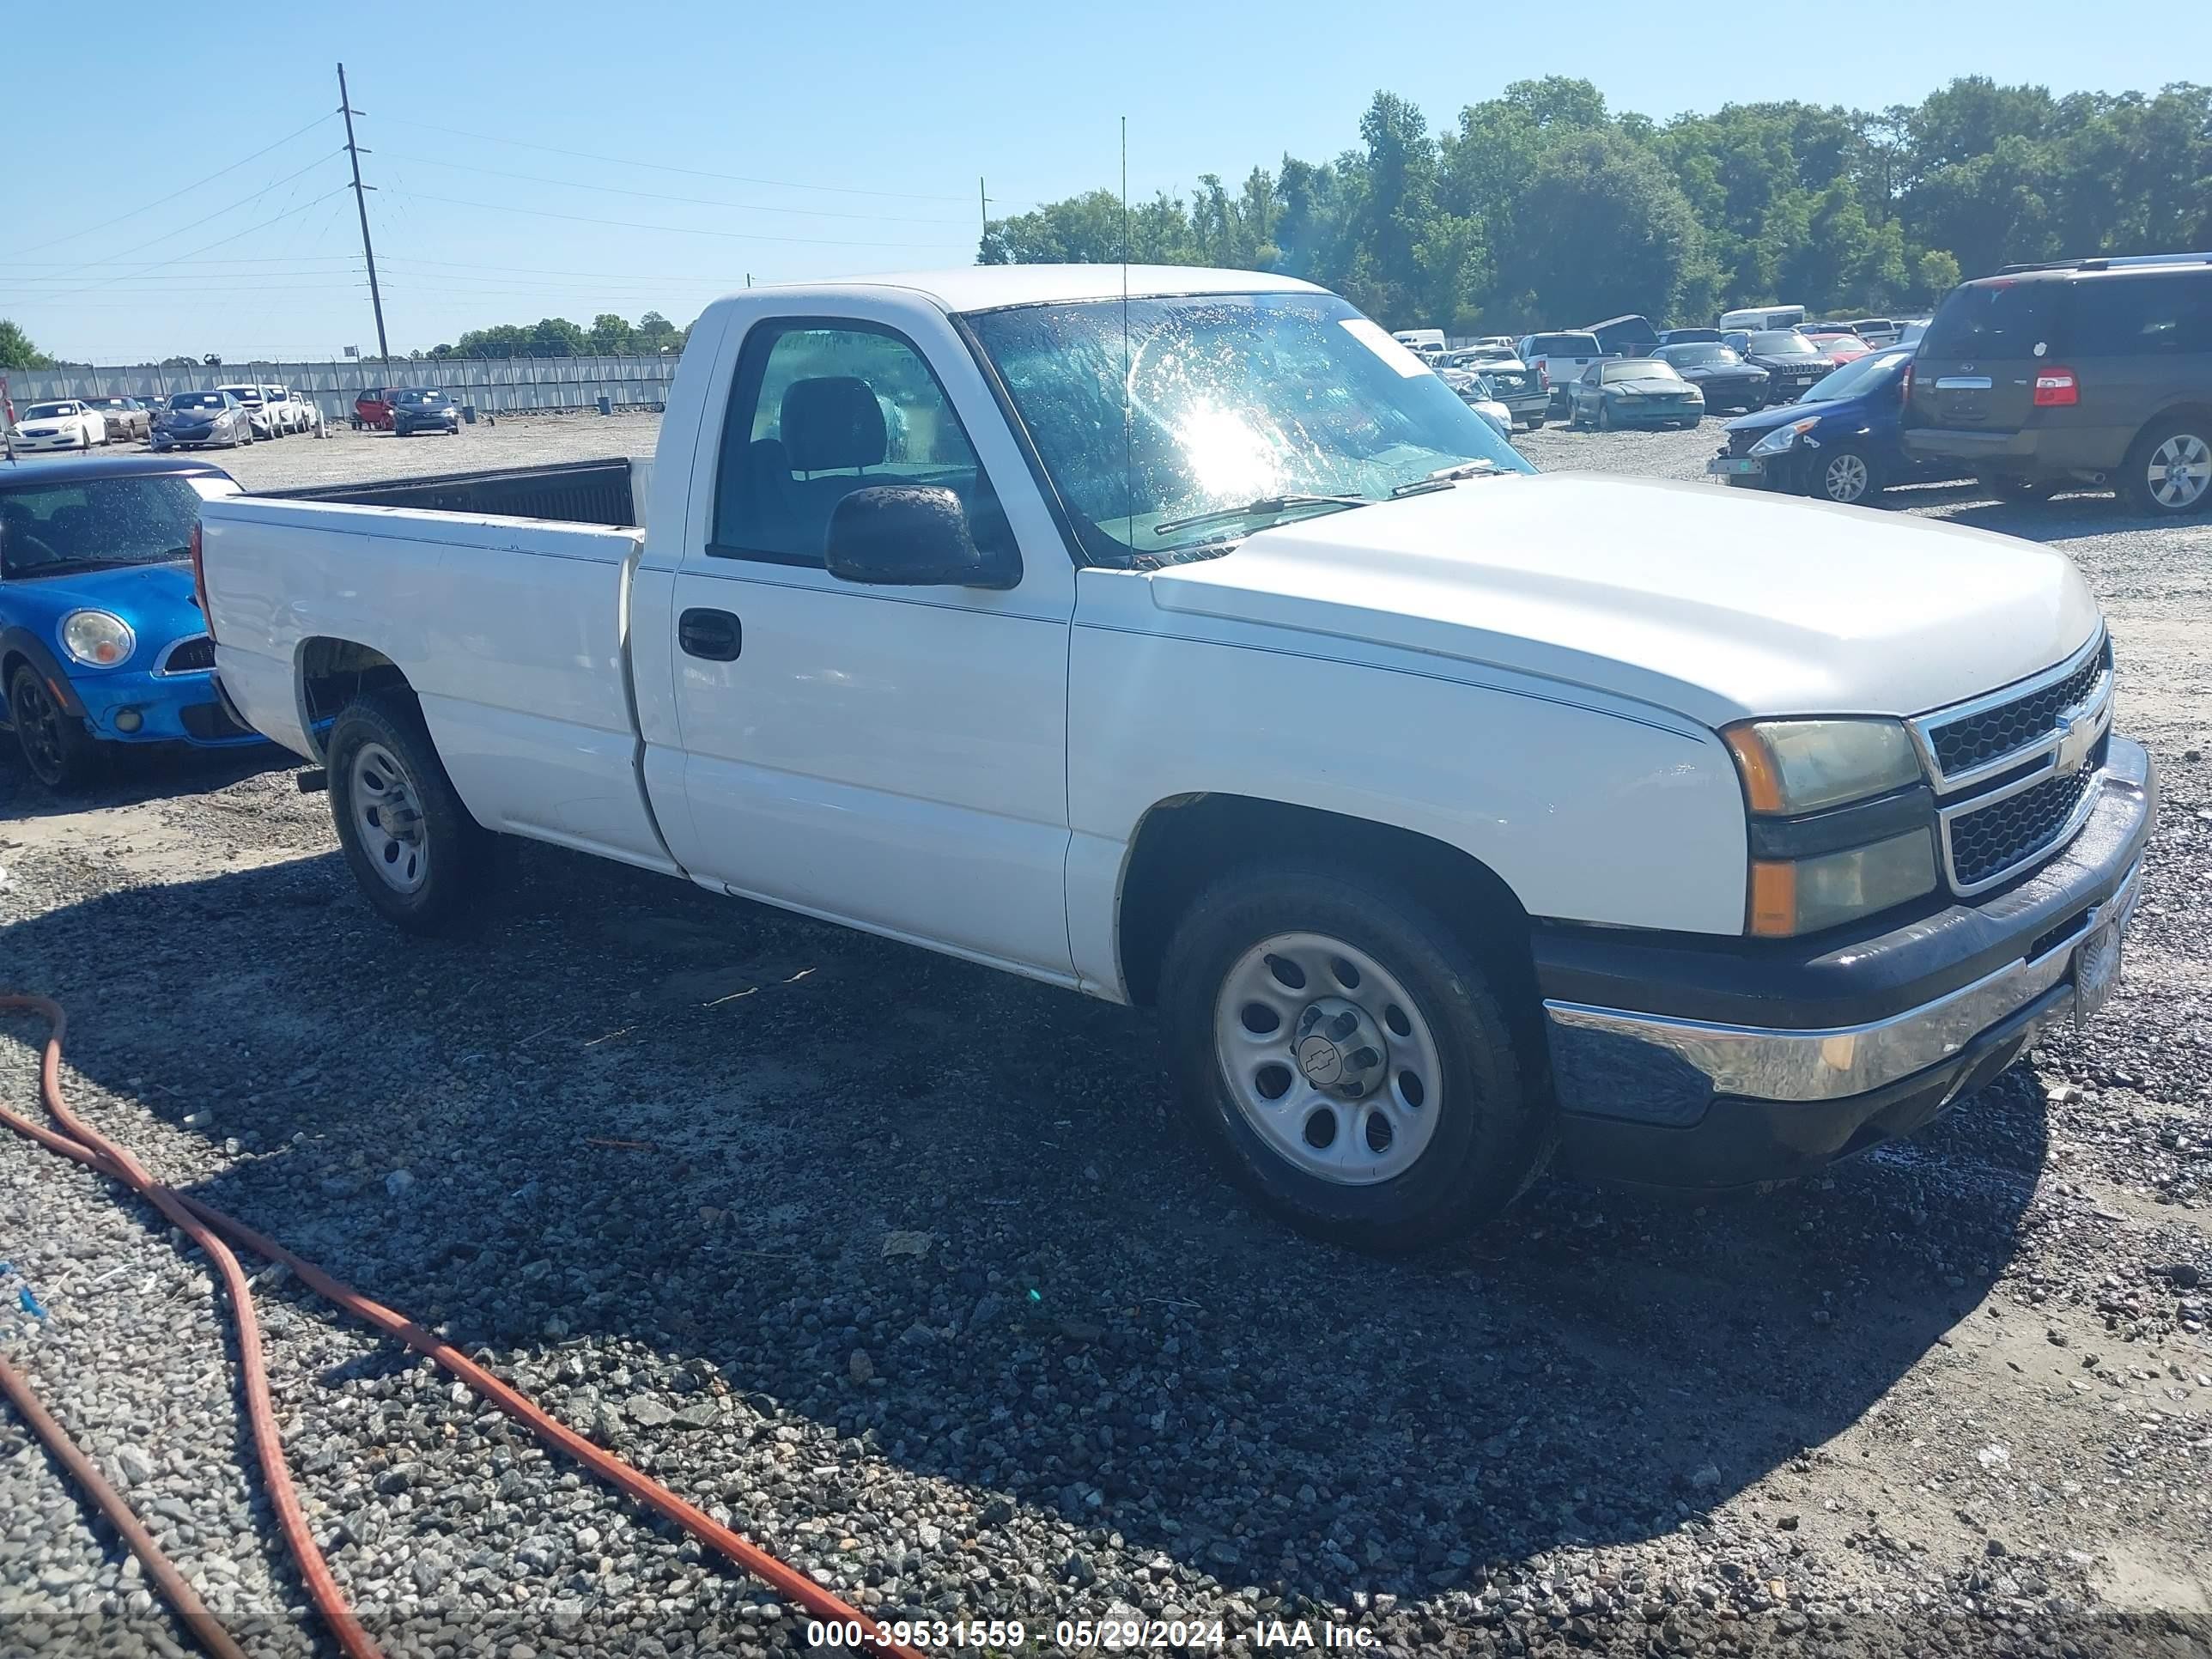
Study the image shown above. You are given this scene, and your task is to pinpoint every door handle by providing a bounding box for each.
[678,607,742,661]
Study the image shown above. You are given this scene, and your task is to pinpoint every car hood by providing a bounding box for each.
[1723,398,1856,436]
[1604,376,1696,396]
[3,562,204,659]
[1680,363,1764,379]
[1144,472,2100,727]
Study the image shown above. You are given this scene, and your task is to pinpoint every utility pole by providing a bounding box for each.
[337,64,391,368]
[979,177,990,246]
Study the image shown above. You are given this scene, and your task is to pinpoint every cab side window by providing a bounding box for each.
[711,320,1013,567]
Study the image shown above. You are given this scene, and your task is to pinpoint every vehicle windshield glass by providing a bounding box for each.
[1804,348,1911,401]
[967,291,1531,562]
[1527,332,1599,357]
[222,387,262,403]
[1919,280,2063,357]
[1603,360,1680,381]
[1657,345,1736,366]
[170,393,224,410]
[23,404,74,419]
[396,391,445,404]
[1750,331,1817,356]
[0,474,207,579]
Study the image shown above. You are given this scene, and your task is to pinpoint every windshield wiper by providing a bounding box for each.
[1389,459,1502,498]
[1152,494,1367,538]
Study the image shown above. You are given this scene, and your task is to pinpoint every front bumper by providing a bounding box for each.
[1604,400,1704,426]
[1542,737,2155,1189]
[70,665,264,749]
[9,433,84,452]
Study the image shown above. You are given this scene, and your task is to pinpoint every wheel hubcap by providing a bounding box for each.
[351,741,430,894]
[1213,932,1443,1186]
[2148,434,2209,508]
[1826,454,1868,501]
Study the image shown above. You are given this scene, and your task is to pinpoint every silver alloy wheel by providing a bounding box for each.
[1212,931,1444,1186]
[1823,453,1869,502]
[350,740,430,894]
[2148,432,2210,509]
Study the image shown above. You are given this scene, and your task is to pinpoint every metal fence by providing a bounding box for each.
[5,355,681,422]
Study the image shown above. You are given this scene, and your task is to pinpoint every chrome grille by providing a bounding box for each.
[1926,639,2110,777]
[1944,755,2100,890]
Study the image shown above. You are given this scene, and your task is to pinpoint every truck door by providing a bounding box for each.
[656,307,1078,981]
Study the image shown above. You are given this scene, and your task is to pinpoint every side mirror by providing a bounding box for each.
[825,485,1019,590]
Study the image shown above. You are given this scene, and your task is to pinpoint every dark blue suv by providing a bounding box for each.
[1708,345,1971,505]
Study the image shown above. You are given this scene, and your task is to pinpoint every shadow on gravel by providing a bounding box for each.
[0,740,286,821]
[1,844,2052,1608]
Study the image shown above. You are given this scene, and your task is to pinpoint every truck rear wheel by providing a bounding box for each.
[326,691,497,935]
[1158,862,1543,1251]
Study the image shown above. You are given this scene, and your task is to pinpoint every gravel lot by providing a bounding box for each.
[3,415,2209,1657]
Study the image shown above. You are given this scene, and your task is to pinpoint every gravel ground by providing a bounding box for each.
[3,416,2209,1657]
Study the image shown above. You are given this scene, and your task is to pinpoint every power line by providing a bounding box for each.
[371,150,968,226]
[53,149,348,270]
[23,190,355,304]
[386,190,970,251]
[0,112,337,260]
[380,114,973,203]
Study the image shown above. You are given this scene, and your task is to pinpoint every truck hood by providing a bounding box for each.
[1146,472,2100,727]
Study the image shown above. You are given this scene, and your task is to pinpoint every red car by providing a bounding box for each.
[351,387,394,431]
[1802,331,1871,367]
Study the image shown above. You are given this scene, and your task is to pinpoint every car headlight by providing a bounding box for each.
[1748,418,1819,456]
[61,609,136,668]
[1723,719,1936,936]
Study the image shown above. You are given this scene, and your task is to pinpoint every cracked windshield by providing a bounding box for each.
[969,290,1529,561]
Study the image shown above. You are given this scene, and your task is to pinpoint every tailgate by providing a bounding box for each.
[1911,279,2068,431]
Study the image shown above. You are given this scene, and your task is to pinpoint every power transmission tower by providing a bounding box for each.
[337,64,392,367]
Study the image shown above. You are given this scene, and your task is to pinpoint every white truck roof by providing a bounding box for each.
[750,264,1324,313]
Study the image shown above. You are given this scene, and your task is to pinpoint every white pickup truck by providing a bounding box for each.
[196,265,2154,1250]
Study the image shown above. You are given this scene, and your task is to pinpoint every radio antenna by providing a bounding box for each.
[1121,115,1134,550]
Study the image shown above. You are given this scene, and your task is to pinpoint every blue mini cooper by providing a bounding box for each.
[1,453,264,791]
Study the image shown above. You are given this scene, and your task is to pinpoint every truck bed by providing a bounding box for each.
[270,456,642,528]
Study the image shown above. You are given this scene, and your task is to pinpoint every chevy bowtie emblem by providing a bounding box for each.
[2055,705,2103,775]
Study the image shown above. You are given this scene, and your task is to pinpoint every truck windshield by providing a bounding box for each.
[966,291,1529,562]
[0,474,208,579]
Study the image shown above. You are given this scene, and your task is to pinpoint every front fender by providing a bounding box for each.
[0,626,87,718]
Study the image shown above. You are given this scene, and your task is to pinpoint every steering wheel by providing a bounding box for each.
[3,532,64,570]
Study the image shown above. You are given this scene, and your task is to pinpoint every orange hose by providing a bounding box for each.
[0,1350,249,1659]
[1,993,921,1659]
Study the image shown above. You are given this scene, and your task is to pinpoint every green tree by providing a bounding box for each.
[0,319,57,372]
[1503,130,1708,324]
[587,313,636,355]
[1916,249,1962,303]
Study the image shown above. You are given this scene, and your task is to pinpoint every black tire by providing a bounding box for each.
[2119,416,2212,517]
[8,664,100,792]
[1158,862,1543,1252]
[326,690,499,936]
[1810,443,1884,506]
[1596,401,1613,430]
[1522,417,1546,432]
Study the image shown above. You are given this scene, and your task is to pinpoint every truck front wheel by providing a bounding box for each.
[326,691,497,935]
[1158,863,1544,1251]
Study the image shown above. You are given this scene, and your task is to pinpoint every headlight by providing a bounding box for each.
[1749,417,1819,456]
[1723,719,1921,813]
[1724,719,1936,935]
[61,609,136,668]
[1749,830,1938,937]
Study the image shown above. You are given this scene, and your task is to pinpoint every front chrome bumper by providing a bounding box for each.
[1546,851,2142,1106]
[1539,737,2154,1186]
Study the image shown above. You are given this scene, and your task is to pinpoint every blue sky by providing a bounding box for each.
[0,1,2191,362]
